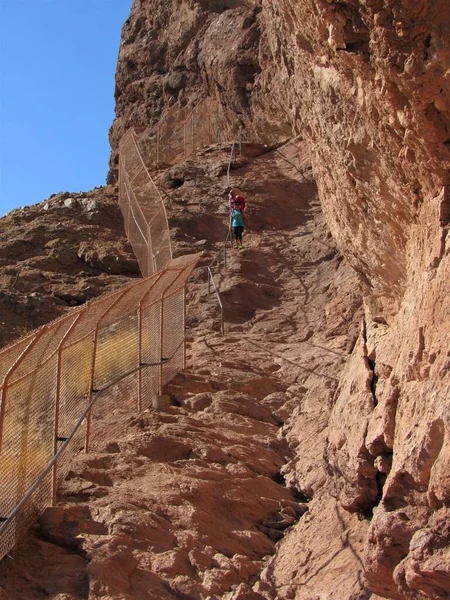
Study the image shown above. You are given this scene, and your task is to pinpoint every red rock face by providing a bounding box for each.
[109,2,450,597]
[0,1,448,598]
[256,0,450,317]
[0,187,139,348]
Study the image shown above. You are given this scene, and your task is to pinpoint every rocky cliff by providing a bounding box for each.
[108,1,450,598]
[0,188,139,348]
[0,1,448,599]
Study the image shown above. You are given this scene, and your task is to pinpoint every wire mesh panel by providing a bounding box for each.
[156,118,185,165]
[88,376,138,453]
[95,313,139,390]
[140,300,162,411]
[0,469,53,562]
[119,128,172,277]
[58,336,93,438]
[0,335,36,383]
[0,355,57,551]
[184,97,222,157]
[161,289,185,385]
[0,376,36,518]
[54,425,85,491]
[0,254,200,562]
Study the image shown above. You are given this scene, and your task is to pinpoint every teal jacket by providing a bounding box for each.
[232,209,244,227]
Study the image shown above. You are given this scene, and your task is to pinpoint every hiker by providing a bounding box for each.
[231,204,245,249]
[228,187,246,213]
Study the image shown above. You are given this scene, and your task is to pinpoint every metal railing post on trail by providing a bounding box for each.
[226,141,236,189]
[183,285,187,370]
[52,312,84,505]
[204,131,245,337]
[159,296,164,394]
[156,126,160,166]
[207,267,224,336]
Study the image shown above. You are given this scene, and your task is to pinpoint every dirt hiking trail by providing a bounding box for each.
[0,142,372,600]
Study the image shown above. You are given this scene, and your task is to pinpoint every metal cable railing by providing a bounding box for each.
[206,137,245,335]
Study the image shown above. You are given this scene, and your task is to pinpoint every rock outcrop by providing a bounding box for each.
[0,1,448,599]
[0,187,139,348]
[108,2,450,597]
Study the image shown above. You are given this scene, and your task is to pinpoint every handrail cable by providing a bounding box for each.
[206,134,243,335]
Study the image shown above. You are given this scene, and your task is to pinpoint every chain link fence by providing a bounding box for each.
[0,253,199,561]
[0,95,243,562]
[118,98,233,278]
[119,128,173,277]
[135,97,242,169]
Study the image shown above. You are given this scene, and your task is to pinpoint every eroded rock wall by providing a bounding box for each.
[109,2,450,598]
[250,3,450,598]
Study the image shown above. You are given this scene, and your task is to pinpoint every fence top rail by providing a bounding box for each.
[0,254,200,370]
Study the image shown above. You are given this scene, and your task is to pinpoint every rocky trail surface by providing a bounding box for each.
[0,142,381,600]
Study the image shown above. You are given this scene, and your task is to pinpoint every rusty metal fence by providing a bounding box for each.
[0,96,249,561]
[119,129,173,277]
[0,253,199,561]
[118,98,236,277]
[135,97,243,169]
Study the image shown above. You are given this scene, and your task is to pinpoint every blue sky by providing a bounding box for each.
[0,0,132,215]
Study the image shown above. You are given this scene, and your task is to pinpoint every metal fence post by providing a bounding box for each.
[137,301,143,413]
[85,327,98,453]
[159,297,164,394]
[147,223,152,276]
[52,312,83,505]
[157,126,161,166]
[183,122,187,161]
